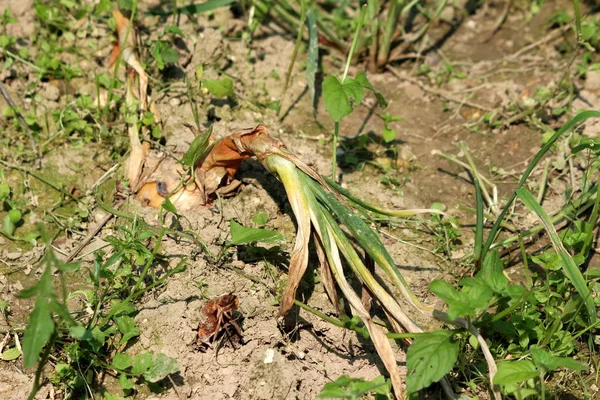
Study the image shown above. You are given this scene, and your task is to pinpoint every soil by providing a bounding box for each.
[1,0,600,399]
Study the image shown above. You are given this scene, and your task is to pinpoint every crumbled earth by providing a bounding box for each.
[1,0,600,399]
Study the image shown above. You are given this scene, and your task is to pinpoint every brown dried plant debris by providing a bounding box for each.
[197,294,243,348]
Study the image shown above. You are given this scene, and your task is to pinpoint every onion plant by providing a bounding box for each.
[143,124,448,397]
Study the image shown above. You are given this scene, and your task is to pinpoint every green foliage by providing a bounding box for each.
[151,40,179,70]
[229,219,284,245]
[317,375,391,399]
[203,77,234,98]
[406,330,458,394]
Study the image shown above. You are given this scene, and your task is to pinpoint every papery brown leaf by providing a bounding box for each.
[112,9,148,110]
[197,294,240,343]
[313,232,339,314]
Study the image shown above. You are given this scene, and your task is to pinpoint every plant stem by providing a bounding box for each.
[377,0,403,68]
[27,332,57,400]
[342,5,367,82]
[332,121,339,180]
[279,0,307,118]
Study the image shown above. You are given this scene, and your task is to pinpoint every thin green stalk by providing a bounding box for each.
[572,0,582,44]
[481,110,600,261]
[377,0,404,68]
[104,1,138,119]
[342,5,367,82]
[473,177,484,265]
[279,0,307,118]
[332,122,339,179]
[27,332,57,400]
[581,177,600,258]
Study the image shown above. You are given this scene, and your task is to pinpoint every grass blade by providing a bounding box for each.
[516,187,596,323]
[481,110,600,261]
[147,0,235,16]
[306,9,319,116]
[473,177,484,264]
[324,176,444,217]
[267,156,312,316]
[304,174,422,308]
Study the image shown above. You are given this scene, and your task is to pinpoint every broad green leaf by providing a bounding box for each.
[229,219,284,245]
[161,196,178,215]
[322,76,363,122]
[119,373,135,390]
[7,209,21,223]
[143,353,179,382]
[89,326,106,352]
[429,280,475,320]
[180,125,213,167]
[112,353,132,370]
[251,212,269,226]
[22,295,55,368]
[151,41,179,70]
[69,325,89,340]
[164,26,184,35]
[530,347,588,372]
[203,77,234,97]
[116,316,140,345]
[2,214,15,235]
[132,352,154,375]
[517,187,596,323]
[406,330,458,393]
[317,375,390,398]
[306,10,318,115]
[0,183,10,200]
[493,360,538,385]
[478,251,508,293]
[382,128,396,143]
[355,71,388,108]
[2,347,21,361]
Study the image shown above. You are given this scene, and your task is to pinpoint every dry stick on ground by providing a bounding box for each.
[64,200,123,262]
[481,0,513,44]
[0,82,42,169]
[387,66,494,113]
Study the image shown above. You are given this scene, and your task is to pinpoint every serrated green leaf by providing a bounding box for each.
[204,77,234,97]
[493,360,538,385]
[2,347,21,361]
[322,76,363,122]
[143,353,179,382]
[406,330,458,393]
[530,347,588,372]
[22,295,55,368]
[229,219,284,245]
[112,353,132,370]
[429,280,475,320]
[477,251,508,293]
